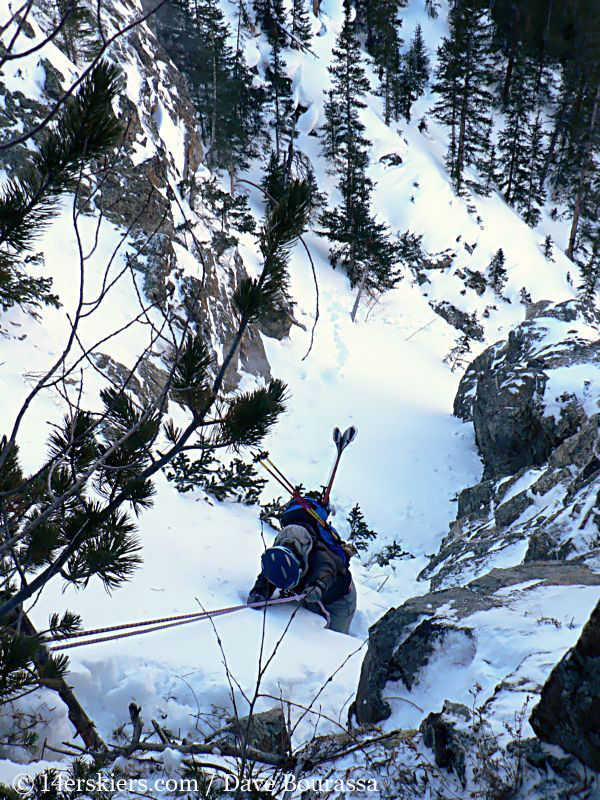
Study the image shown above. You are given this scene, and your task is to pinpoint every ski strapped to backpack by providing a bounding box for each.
[253,426,359,562]
[323,425,358,505]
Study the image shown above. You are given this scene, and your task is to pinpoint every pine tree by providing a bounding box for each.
[261,149,325,219]
[158,0,265,189]
[578,224,600,300]
[497,57,533,204]
[0,61,121,318]
[253,0,282,42]
[487,248,507,295]
[397,23,430,122]
[55,0,98,64]
[546,63,588,202]
[431,0,494,195]
[542,234,555,262]
[268,7,295,160]
[424,0,439,19]
[522,110,547,226]
[520,286,532,304]
[496,53,546,224]
[254,0,296,161]
[291,0,312,47]
[406,24,430,96]
[320,1,400,311]
[194,0,233,156]
[347,504,378,551]
[576,168,600,297]
[0,181,311,712]
[365,0,406,125]
[566,82,600,260]
[477,116,498,195]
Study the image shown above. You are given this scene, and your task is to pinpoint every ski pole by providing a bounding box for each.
[263,456,298,496]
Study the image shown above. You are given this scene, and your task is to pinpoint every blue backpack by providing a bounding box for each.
[280,498,351,568]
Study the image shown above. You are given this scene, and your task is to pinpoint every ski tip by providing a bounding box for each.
[333,427,341,444]
[342,425,358,447]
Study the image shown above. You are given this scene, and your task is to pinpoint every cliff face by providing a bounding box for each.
[0,0,272,392]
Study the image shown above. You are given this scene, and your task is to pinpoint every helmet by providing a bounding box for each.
[261,546,302,590]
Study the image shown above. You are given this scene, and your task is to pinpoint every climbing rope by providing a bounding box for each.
[46,594,306,653]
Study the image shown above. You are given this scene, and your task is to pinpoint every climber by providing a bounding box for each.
[247,497,357,634]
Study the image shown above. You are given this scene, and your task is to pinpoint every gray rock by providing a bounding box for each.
[379,152,403,167]
[354,564,600,725]
[91,352,170,410]
[456,480,495,520]
[39,58,65,101]
[256,291,298,340]
[389,621,475,691]
[530,599,600,771]
[421,414,600,590]
[525,298,599,325]
[454,301,599,481]
[420,701,472,786]
[455,266,487,296]
[213,708,291,756]
[431,301,484,341]
[524,530,575,562]
[494,489,531,529]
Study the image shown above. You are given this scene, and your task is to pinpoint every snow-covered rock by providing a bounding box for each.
[419,300,599,591]
[530,598,600,771]
[454,299,600,480]
[352,563,600,727]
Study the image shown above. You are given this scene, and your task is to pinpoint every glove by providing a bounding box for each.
[303,584,323,604]
[247,592,268,608]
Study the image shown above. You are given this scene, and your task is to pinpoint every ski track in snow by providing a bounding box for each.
[0,0,597,771]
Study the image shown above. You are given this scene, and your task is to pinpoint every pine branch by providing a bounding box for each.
[0,60,122,253]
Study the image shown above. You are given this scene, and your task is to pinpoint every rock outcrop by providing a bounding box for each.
[431,301,484,341]
[352,299,600,795]
[454,300,599,480]
[421,300,600,591]
[419,412,600,590]
[530,598,600,771]
[352,563,600,725]
[420,701,472,786]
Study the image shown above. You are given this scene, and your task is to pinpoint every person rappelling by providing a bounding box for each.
[248,427,358,634]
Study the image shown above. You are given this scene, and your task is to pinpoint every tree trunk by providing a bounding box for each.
[566,82,599,260]
[13,614,106,751]
[539,99,565,190]
[501,5,522,106]
[350,265,369,322]
[456,74,470,192]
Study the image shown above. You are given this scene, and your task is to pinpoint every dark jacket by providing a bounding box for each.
[251,508,351,605]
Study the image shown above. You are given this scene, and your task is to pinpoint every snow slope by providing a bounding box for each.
[1,0,597,787]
